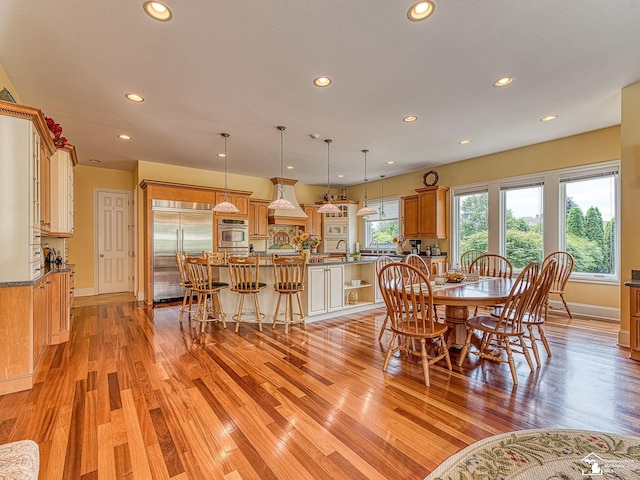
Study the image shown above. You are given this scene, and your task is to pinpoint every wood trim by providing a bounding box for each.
[270,177,298,186]
[0,99,56,156]
[140,179,251,197]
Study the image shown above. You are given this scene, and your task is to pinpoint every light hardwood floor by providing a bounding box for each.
[1,299,638,479]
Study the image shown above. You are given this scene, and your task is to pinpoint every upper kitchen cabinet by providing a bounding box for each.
[49,144,77,236]
[302,204,322,236]
[214,191,250,217]
[0,101,56,282]
[249,199,269,238]
[402,186,449,239]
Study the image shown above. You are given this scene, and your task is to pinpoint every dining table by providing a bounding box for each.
[429,276,517,348]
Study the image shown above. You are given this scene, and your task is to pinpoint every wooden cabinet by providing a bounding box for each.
[49,271,72,344]
[0,102,55,283]
[214,191,249,217]
[630,287,640,361]
[40,146,51,232]
[249,199,269,238]
[401,186,448,239]
[305,264,344,316]
[49,145,77,236]
[33,276,51,367]
[302,204,322,236]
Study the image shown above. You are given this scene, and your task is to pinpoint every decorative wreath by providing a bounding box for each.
[422,169,439,187]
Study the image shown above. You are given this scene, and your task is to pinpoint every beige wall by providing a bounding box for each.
[68,166,134,289]
[620,83,640,333]
[0,64,21,104]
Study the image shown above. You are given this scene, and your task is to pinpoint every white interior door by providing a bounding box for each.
[97,190,130,294]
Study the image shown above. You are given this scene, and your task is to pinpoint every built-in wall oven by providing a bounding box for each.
[217,218,249,254]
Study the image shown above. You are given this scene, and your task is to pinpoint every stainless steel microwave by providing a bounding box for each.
[217,218,249,251]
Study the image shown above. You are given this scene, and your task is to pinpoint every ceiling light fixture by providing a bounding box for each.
[268,126,295,210]
[317,139,341,214]
[407,1,436,22]
[540,115,558,122]
[89,159,101,164]
[386,161,395,165]
[118,134,131,140]
[493,76,514,87]
[403,115,418,122]
[286,165,294,170]
[357,149,377,217]
[337,174,344,178]
[459,139,471,144]
[212,133,239,213]
[143,1,173,21]
[125,93,144,102]
[379,175,386,219]
[313,76,332,88]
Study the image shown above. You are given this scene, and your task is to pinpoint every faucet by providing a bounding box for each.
[336,239,349,259]
[372,241,379,255]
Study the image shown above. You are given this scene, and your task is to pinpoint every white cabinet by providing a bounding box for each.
[0,105,55,282]
[49,145,76,236]
[322,202,359,254]
[305,264,344,316]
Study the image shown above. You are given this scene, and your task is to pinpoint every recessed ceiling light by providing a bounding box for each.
[118,134,131,140]
[493,77,514,87]
[407,1,436,22]
[217,153,226,157]
[540,115,558,122]
[459,139,471,144]
[337,174,344,178]
[89,159,101,163]
[403,115,418,122]
[386,161,395,165]
[313,76,332,87]
[286,165,294,170]
[125,93,144,102]
[143,1,173,21]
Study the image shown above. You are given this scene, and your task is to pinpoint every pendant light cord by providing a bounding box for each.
[278,126,286,198]
[362,149,369,205]
[221,133,230,199]
[325,139,333,199]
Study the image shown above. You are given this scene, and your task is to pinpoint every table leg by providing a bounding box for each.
[444,305,483,350]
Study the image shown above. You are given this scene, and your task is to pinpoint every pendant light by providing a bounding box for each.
[379,175,386,219]
[212,133,240,213]
[317,139,341,214]
[268,126,295,210]
[356,149,376,216]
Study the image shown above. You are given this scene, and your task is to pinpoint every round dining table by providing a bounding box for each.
[431,276,517,348]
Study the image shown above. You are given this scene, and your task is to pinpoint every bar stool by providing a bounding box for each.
[272,255,306,334]
[227,256,266,332]
[176,252,195,325]
[203,251,228,264]
[185,256,228,333]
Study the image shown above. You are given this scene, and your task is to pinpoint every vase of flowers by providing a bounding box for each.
[292,232,321,262]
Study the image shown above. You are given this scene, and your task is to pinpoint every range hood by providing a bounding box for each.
[268,177,308,226]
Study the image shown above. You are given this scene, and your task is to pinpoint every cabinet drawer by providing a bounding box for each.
[631,288,640,317]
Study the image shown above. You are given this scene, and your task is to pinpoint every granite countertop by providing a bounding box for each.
[0,263,74,288]
[624,269,640,287]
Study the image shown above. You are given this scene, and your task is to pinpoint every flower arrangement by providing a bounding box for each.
[292,232,321,250]
[45,115,68,149]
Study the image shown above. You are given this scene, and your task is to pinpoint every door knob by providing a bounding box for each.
[100,254,104,257]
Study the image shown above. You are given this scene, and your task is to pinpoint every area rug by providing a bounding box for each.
[425,428,640,479]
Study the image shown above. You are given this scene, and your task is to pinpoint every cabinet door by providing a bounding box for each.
[417,186,448,238]
[40,146,51,232]
[214,192,249,217]
[50,149,72,235]
[303,205,322,235]
[402,196,419,239]
[327,265,344,311]
[307,266,328,315]
[249,200,269,238]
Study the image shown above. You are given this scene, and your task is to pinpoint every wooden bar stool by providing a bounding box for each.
[176,252,195,326]
[272,255,306,334]
[185,256,228,333]
[227,256,266,332]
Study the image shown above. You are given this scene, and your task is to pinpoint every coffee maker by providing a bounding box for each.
[415,240,422,254]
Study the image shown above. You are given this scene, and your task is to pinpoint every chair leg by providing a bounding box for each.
[504,341,518,385]
[457,328,474,367]
[527,324,541,367]
[273,294,283,329]
[560,293,573,318]
[235,295,245,333]
[252,293,263,332]
[179,288,189,324]
[296,292,305,330]
[441,334,452,370]
[382,333,398,371]
[212,291,226,329]
[519,335,535,371]
[377,312,390,341]
[538,325,551,357]
[420,338,430,387]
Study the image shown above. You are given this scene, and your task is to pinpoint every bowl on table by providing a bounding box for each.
[434,277,447,285]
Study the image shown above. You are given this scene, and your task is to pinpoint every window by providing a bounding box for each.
[451,161,619,282]
[364,198,400,250]
[500,182,544,268]
[560,167,618,278]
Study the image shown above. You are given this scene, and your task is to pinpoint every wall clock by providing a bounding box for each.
[422,169,439,187]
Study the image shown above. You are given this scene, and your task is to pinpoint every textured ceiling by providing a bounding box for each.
[1,1,639,186]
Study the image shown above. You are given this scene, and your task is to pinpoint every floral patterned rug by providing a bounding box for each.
[425,429,640,480]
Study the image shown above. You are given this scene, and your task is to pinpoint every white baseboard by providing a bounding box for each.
[548,299,619,322]
[74,287,97,297]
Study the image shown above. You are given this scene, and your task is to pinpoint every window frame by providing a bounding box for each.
[363,197,401,250]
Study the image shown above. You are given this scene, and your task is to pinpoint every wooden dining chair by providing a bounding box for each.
[469,254,513,279]
[404,254,431,279]
[176,252,194,325]
[543,251,575,319]
[202,251,228,264]
[227,256,266,333]
[184,256,228,333]
[457,262,539,385]
[459,249,486,273]
[272,255,306,334]
[378,262,451,387]
[376,255,395,341]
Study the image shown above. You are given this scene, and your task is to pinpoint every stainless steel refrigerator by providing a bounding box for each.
[152,200,214,302]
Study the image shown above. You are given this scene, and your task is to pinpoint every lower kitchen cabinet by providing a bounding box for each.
[305,264,344,316]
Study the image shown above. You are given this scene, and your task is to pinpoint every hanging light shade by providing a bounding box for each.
[379,174,386,219]
[356,149,377,216]
[268,126,295,210]
[317,139,341,214]
[212,133,240,213]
